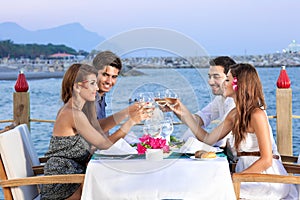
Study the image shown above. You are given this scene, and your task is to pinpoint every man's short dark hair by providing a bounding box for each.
[209,56,236,74]
[92,51,122,72]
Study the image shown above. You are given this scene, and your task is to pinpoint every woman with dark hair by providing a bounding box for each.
[41,64,148,200]
[167,63,297,199]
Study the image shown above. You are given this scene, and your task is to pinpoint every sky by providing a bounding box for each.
[1,0,300,56]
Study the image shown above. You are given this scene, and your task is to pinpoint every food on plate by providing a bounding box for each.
[194,150,216,159]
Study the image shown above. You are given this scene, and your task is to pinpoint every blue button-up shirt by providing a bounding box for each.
[95,93,106,119]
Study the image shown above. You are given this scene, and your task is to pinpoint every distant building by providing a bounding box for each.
[284,40,300,53]
[48,53,75,60]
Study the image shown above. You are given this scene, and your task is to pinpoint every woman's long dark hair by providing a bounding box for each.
[61,64,105,137]
[230,63,266,150]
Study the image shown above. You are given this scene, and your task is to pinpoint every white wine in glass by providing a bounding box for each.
[154,90,167,106]
[165,89,178,106]
[155,99,167,106]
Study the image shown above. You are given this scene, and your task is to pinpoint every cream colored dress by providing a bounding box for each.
[235,133,298,200]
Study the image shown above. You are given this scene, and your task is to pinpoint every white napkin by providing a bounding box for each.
[97,138,138,155]
[179,137,217,153]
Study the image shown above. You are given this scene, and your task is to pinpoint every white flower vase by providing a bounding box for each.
[145,149,163,161]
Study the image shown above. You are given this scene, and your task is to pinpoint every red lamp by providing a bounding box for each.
[276,66,291,89]
[14,70,29,92]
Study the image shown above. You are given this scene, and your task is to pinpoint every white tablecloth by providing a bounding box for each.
[81,157,236,200]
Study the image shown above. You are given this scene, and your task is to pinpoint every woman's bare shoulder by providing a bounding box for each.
[250,108,268,130]
[53,108,85,136]
[251,108,266,119]
[58,106,84,118]
[226,108,237,120]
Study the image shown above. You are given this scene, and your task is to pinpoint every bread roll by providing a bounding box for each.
[194,150,206,158]
[202,152,217,158]
[195,150,216,159]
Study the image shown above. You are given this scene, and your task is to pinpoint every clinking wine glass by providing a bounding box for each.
[138,92,155,109]
[137,92,156,123]
[165,89,178,107]
[154,90,167,107]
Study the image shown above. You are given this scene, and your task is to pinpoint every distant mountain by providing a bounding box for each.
[0,22,105,52]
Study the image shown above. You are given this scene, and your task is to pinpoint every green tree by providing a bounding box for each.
[0,40,88,58]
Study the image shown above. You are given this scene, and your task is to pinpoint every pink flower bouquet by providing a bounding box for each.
[137,134,170,154]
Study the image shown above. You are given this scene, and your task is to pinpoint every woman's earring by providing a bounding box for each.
[232,77,238,91]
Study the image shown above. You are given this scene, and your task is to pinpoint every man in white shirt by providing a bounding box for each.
[181,56,236,147]
[180,57,279,162]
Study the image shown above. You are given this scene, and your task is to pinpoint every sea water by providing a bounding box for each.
[0,67,300,198]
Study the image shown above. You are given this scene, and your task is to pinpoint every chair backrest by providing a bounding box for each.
[0,126,39,200]
[17,124,40,166]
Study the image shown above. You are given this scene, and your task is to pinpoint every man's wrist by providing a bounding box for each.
[117,127,127,137]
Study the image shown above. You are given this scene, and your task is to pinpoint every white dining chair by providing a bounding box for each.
[0,127,40,200]
[0,125,85,200]
[232,154,300,199]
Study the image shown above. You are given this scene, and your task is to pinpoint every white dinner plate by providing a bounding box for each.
[214,147,223,153]
[94,149,137,156]
[190,156,217,161]
[172,147,223,154]
[171,150,195,154]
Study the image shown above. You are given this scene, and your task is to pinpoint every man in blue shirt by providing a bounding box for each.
[93,51,142,138]
[93,51,122,120]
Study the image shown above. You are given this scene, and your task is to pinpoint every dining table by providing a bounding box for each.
[81,153,236,200]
